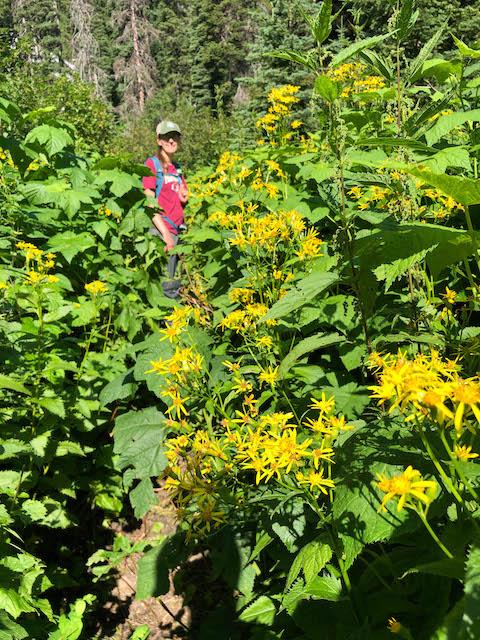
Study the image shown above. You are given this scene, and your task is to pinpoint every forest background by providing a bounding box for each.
[1,0,479,168]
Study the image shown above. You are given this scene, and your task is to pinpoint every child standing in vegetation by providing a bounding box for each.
[142,120,188,301]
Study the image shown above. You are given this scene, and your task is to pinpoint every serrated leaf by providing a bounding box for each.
[114,407,168,477]
[25,124,73,155]
[47,231,96,263]
[312,0,332,45]
[94,169,142,197]
[262,272,338,322]
[286,535,333,590]
[305,576,344,601]
[331,33,393,68]
[99,368,138,407]
[462,538,480,636]
[314,75,342,102]
[278,333,342,380]
[408,25,446,83]
[0,505,12,526]
[266,49,317,72]
[271,498,306,552]
[401,556,464,580]
[425,110,480,147]
[0,589,35,619]
[130,478,157,519]
[282,577,308,615]
[238,595,276,625]
[136,546,170,599]
[32,397,65,418]
[0,375,30,396]
[403,167,480,206]
[0,611,28,639]
[20,499,48,523]
[452,34,480,59]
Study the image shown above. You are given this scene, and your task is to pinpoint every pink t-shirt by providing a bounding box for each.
[142,158,186,235]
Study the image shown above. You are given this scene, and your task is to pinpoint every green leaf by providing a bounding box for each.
[271,498,306,552]
[425,109,480,146]
[409,59,462,84]
[286,535,333,590]
[462,538,480,637]
[452,34,480,59]
[0,590,35,619]
[330,33,393,68]
[262,272,338,322]
[305,576,344,601]
[312,0,333,45]
[403,167,480,206]
[129,625,150,640]
[20,499,47,523]
[0,611,28,639]
[25,124,73,155]
[238,596,276,625]
[37,498,74,529]
[136,547,170,599]
[0,375,30,396]
[408,25,446,83]
[266,49,317,72]
[130,478,157,519]
[99,368,138,407]
[277,333,342,380]
[114,407,168,477]
[94,169,144,197]
[0,505,13,526]
[396,0,417,41]
[47,231,96,263]
[32,397,65,418]
[401,557,465,580]
[314,75,342,102]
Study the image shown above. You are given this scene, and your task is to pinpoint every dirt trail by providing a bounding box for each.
[101,493,190,640]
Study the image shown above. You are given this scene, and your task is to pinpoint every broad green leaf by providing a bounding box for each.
[401,557,464,580]
[423,147,471,173]
[0,505,13,526]
[130,478,157,519]
[266,49,317,72]
[37,498,74,529]
[282,578,308,615]
[410,59,462,84]
[312,0,333,45]
[99,368,138,407]
[270,498,306,552]
[330,33,393,68]
[305,576,344,601]
[94,169,142,197]
[25,124,73,155]
[358,49,394,82]
[314,75,342,103]
[408,25,446,83]
[462,538,480,637]
[238,596,276,625]
[403,167,480,206]
[114,407,168,477]
[262,272,338,322]
[47,231,96,263]
[396,0,417,41]
[277,333,342,380]
[0,611,28,639]
[0,590,35,619]
[32,397,65,418]
[425,109,480,146]
[136,546,170,599]
[0,374,30,396]
[452,34,480,59]
[20,499,47,523]
[286,535,333,590]
[129,626,150,640]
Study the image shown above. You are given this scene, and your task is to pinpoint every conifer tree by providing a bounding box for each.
[70,0,106,96]
[112,0,158,118]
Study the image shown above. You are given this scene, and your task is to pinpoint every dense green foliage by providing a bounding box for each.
[1,0,480,639]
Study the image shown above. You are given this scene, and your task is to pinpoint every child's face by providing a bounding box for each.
[158,132,181,155]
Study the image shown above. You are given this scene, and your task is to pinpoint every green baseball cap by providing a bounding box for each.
[156,120,181,136]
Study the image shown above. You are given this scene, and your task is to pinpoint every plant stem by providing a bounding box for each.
[439,429,480,502]
[417,510,453,559]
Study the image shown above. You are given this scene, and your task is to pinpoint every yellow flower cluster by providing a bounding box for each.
[374,465,437,513]
[368,349,480,436]
[99,203,122,222]
[85,280,108,294]
[328,63,385,98]
[0,148,15,167]
[16,242,58,287]
[160,392,352,537]
[348,170,464,222]
[256,85,301,139]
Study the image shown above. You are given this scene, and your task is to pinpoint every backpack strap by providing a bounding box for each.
[148,156,164,199]
[146,156,180,232]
